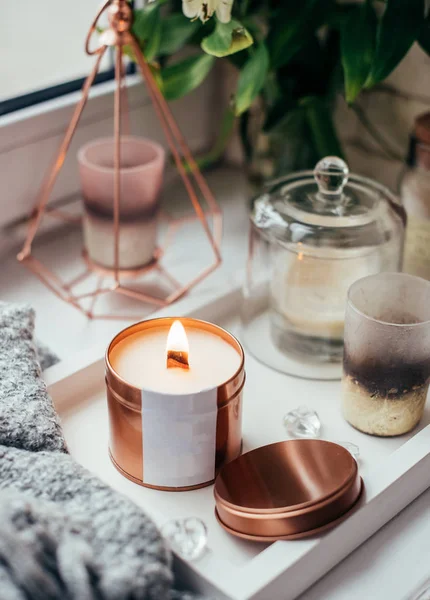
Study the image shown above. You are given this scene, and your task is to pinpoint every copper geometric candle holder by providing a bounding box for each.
[17,0,222,319]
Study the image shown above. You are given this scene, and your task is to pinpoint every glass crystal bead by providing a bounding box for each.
[283,406,321,439]
[161,517,207,561]
[336,441,360,460]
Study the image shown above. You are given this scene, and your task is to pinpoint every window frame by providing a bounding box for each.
[1,0,137,118]
[0,63,136,118]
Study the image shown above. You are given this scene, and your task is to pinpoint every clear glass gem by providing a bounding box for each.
[336,441,360,460]
[283,406,321,438]
[161,517,207,561]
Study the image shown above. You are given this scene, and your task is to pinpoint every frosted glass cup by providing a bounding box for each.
[78,136,165,270]
[342,272,430,436]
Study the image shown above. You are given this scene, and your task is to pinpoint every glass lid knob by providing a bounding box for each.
[314,156,349,199]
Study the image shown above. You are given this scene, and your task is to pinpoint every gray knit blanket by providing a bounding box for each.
[0,302,201,600]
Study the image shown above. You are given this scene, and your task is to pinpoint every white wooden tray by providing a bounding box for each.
[45,285,430,600]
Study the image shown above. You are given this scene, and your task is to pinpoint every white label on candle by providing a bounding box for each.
[141,388,218,488]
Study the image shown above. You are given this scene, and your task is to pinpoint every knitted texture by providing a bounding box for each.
[0,302,65,453]
[0,448,172,600]
[0,491,99,600]
[36,340,59,371]
[0,301,205,600]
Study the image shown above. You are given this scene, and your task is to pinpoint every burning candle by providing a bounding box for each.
[106,318,245,490]
[166,320,190,369]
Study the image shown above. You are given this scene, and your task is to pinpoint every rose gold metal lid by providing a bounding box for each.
[214,440,363,541]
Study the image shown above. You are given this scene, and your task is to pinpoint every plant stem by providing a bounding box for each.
[301,96,345,159]
[239,111,252,162]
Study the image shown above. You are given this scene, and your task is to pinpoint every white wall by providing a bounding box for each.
[0,0,111,100]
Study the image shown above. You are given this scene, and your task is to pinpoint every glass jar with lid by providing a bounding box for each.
[241,156,405,380]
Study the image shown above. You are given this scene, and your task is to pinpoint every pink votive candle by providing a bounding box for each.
[78,136,165,269]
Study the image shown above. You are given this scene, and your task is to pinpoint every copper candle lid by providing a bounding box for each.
[214,440,363,541]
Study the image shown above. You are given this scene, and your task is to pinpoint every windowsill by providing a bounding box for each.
[0,166,250,358]
[0,74,143,131]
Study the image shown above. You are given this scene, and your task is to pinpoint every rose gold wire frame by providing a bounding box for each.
[17,0,222,320]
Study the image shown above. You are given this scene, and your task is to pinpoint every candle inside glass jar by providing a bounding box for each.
[109,320,241,394]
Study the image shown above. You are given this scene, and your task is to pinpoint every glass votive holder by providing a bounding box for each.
[342,272,430,436]
[77,136,165,270]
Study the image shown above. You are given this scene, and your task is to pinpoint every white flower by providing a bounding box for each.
[182,0,234,23]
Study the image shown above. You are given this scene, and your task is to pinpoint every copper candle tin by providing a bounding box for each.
[106,317,245,491]
[214,440,363,541]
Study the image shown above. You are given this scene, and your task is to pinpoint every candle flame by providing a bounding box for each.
[166,320,190,369]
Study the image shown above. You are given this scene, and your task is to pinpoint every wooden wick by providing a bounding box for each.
[167,350,189,370]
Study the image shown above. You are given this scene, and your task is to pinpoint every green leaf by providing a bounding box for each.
[365,0,424,88]
[326,3,359,30]
[201,19,253,57]
[300,96,344,159]
[341,1,377,104]
[132,3,162,61]
[271,108,319,173]
[234,44,269,116]
[263,97,298,132]
[268,0,332,69]
[161,54,215,101]
[158,14,199,55]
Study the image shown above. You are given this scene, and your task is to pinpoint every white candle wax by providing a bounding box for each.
[110,325,241,394]
[83,210,157,269]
